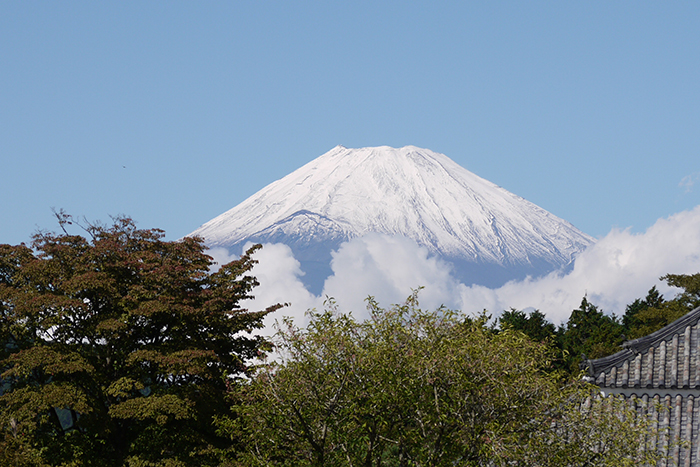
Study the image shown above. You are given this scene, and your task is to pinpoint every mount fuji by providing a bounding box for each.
[190,146,595,294]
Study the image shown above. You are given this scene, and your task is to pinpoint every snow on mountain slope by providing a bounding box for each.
[190,146,595,292]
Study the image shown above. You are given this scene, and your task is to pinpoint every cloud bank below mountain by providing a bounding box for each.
[211,205,700,330]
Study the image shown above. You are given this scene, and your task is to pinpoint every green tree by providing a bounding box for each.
[499,308,556,343]
[224,294,661,467]
[0,217,279,466]
[624,274,700,339]
[663,273,700,308]
[622,286,665,335]
[558,297,624,375]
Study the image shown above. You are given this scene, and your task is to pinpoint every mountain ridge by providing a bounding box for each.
[190,145,594,293]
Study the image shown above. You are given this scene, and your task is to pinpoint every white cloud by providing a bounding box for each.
[680,172,700,193]
[236,205,700,331]
[458,205,700,324]
[321,233,463,320]
[238,242,320,335]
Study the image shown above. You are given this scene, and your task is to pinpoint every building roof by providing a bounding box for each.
[584,306,700,389]
[584,305,700,466]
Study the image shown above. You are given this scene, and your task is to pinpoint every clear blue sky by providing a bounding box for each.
[2,1,699,246]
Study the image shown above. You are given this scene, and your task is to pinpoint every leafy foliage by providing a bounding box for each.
[224,293,660,467]
[622,286,665,336]
[499,308,556,343]
[558,297,625,374]
[3,214,695,465]
[663,273,700,306]
[498,273,700,377]
[622,274,700,340]
[0,217,279,466]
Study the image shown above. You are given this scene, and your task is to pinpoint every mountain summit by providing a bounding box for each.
[190,146,594,293]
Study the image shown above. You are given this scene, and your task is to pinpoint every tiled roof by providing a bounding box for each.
[585,306,700,389]
[583,306,700,467]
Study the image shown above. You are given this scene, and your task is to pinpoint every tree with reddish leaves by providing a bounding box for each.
[0,216,278,466]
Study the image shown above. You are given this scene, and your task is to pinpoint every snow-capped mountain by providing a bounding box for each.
[190,146,595,293]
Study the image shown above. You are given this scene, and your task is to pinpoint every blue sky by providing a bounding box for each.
[2,2,699,247]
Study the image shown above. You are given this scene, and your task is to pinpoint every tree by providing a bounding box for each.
[622,286,665,336]
[558,297,624,375]
[662,273,700,308]
[223,293,661,467]
[0,217,279,466]
[499,308,556,343]
[623,274,700,339]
